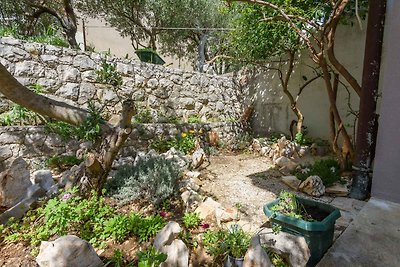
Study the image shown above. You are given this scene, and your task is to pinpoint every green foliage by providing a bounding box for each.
[294,132,313,146]
[2,189,113,247]
[150,131,197,154]
[104,249,134,267]
[45,102,104,142]
[105,155,181,205]
[96,59,123,87]
[231,132,252,151]
[187,115,201,123]
[271,191,313,221]
[266,248,289,267]
[1,188,166,249]
[0,17,68,47]
[45,155,83,171]
[203,225,251,259]
[137,247,167,267]
[133,109,153,124]
[182,212,201,229]
[134,215,166,243]
[294,159,341,187]
[0,84,43,126]
[77,0,231,68]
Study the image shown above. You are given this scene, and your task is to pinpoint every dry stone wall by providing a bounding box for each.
[0,122,245,171]
[0,37,243,122]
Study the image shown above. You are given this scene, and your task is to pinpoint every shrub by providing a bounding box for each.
[203,225,251,260]
[150,131,197,154]
[45,155,83,171]
[294,159,341,187]
[96,59,123,87]
[105,155,181,205]
[45,102,104,142]
[182,212,201,229]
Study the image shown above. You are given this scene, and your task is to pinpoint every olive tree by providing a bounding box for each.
[227,0,368,168]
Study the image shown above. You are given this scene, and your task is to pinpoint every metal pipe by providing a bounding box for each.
[350,0,387,200]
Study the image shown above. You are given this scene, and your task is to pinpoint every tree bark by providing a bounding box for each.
[27,0,79,49]
[0,63,88,126]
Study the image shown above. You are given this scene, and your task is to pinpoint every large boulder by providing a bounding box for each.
[259,228,310,267]
[36,235,103,267]
[159,239,189,267]
[0,157,31,208]
[0,184,46,225]
[243,235,274,267]
[31,170,54,191]
[154,221,182,250]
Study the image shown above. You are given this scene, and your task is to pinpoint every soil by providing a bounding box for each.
[0,152,296,266]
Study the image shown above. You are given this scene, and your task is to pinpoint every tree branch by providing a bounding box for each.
[0,63,89,126]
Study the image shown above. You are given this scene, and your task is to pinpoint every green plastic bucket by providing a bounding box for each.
[264,197,341,266]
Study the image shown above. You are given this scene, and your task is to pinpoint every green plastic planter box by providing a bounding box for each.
[264,197,341,266]
[135,49,165,65]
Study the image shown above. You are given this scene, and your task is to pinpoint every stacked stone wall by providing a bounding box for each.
[0,37,243,122]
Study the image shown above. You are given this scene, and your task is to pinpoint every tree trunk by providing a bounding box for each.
[319,57,354,168]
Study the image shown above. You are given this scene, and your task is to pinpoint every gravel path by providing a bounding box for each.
[200,153,292,229]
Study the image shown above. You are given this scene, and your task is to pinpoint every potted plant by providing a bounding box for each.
[264,191,341,266]
[203,224,250,267]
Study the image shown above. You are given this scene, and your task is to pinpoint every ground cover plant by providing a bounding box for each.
[150,131,197,154]
[270,191,314,222]
[105,155,181,205]
[294,159,341,187]
[45,155,83,172]
[0,188,166,251]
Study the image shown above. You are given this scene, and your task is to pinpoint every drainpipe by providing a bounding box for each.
[350,0,387,200]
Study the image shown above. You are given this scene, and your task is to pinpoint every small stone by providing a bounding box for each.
[282,175,301,190]
[215,207,239,226]
[181,190,202,210]
[192,148,206,169]
[325,183,349,196]
[195,197,222,221]
[154,221,182,250]
[299,175,325,197]
[260,146,270,156]
[36,235,103,267]
[185,171,201,179]
[0,184,46,225]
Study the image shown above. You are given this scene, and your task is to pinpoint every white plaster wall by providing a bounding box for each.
[372,0,400,203]
[250,24,366,140]
[75,18,193,71]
